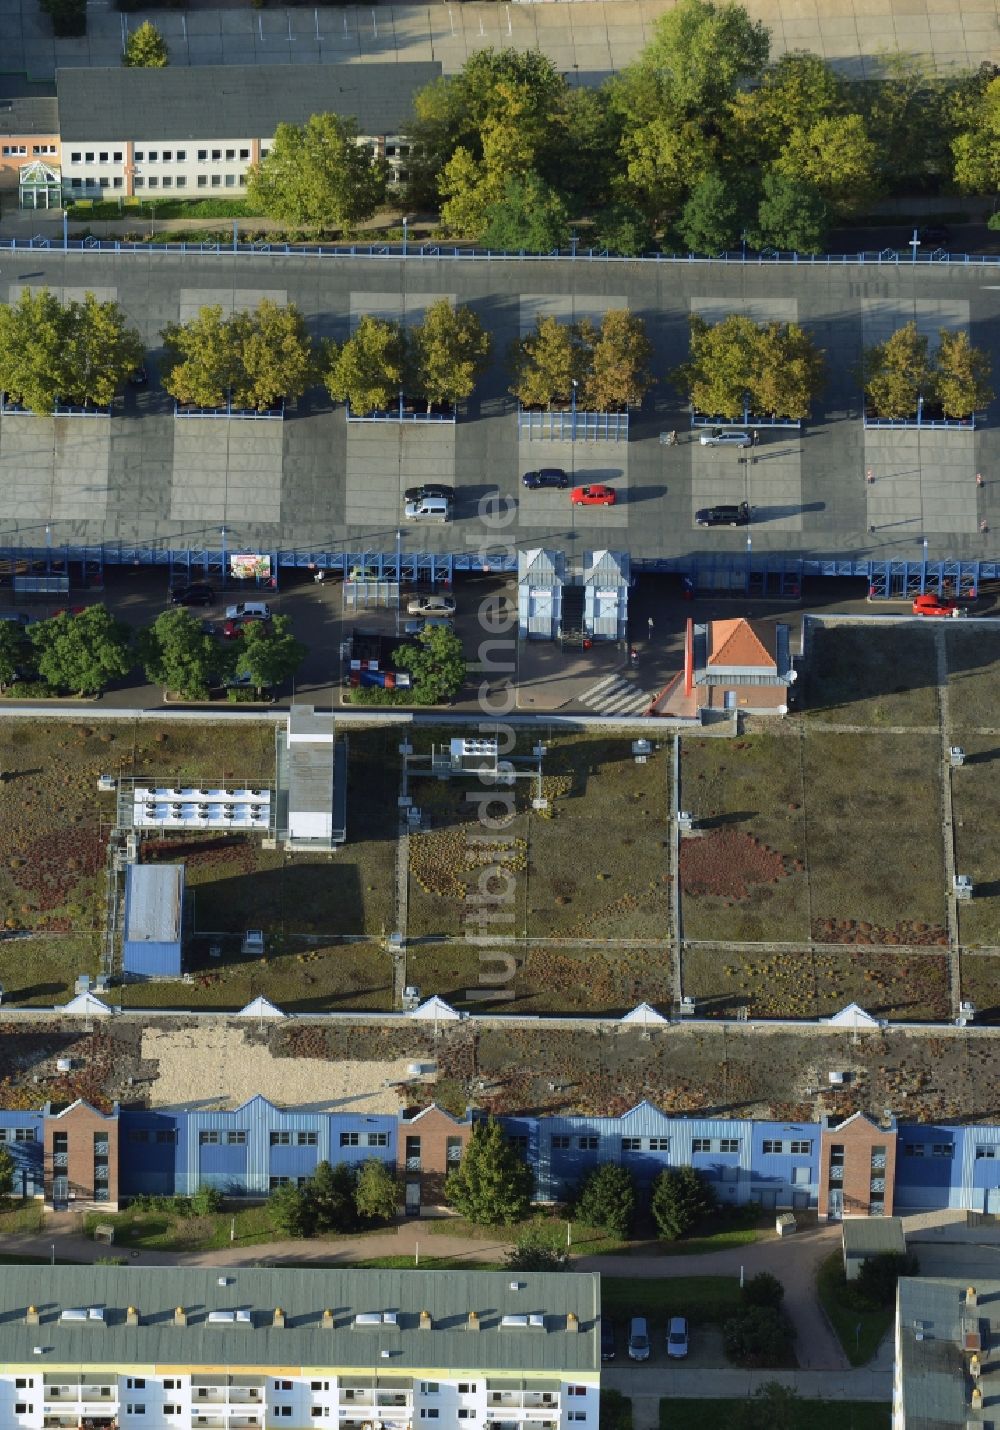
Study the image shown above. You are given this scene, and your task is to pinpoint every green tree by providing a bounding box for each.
[729,53,843,160]
[773,113,879,218]
[229,300,314,410]
[650,1165,716,1240]
[742,1272,784,1310]
[505,1224,569,1272]
[935,328,994,417]
[673,314,824,420]
[439,147,500,239]
[733,1382,802,1430]
[619,117,718,225]
[30,606,132,697]
[137,608,228,700]
[862,320,933,418]
[636,0,770,118]
[751,170,828,253]
[411,299,492,410]
[445,1119,534,1226]
[574,1163,636,1239]
[952,74,1000,193]
[509,315,592,409]
[0,288,142,414]
[0,1144,15,1205]
[161,305,239,409]
[123,19,168,65]
[750,320,826,419]
[307,1161,358,1233]
[235,615,305,695]
[59,293,145,408]
[246,112,388,230]
[0,623,28,688]
[395,624,467,705]
[594,205,655,258]
[723,1306,794,1367]
[268,1182,315,1238]
[678,172,748,253]
[354,1159,399,1223]
[481,172,570,253]
[324,315,408,414]
[856,1252,920,1308]
[583,310,655,410]
[863,54,951,191]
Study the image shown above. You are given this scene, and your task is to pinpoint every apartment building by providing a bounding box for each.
[54,62,440,202]
[0,1266,600,1430]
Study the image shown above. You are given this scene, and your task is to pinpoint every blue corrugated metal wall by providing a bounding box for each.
[0,1111,45,1197]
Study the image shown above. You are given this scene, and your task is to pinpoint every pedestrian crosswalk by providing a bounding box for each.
[577,673,655,716]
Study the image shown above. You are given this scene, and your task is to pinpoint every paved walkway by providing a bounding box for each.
[4,0,998,85]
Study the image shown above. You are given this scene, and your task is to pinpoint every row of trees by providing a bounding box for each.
[0,290,144,414]
[511,313,653,411]
[863,321,993,419]
[268,1158,399,1238]
[0,605,304,700]
[673,314,825,421]
[326,302,491,414]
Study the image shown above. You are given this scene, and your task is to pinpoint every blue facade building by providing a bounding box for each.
[122,864,184,980]
[0,1110,44,1198]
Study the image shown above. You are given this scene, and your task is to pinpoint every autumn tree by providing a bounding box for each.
[582,311,654,410]
[411,300,491,410]
[60,293,145,408]
[750,320,826,419]
[509,316,592,409]
[323,315,409,414]
[246,112,388,230]
[161,305,239,408]
[161,301,313,411]
[0,288,142,414]
[674,313,824,420]
[935,329,994,418]
[862,321,933,418]
[123,20,168,66]
[619,117,718,226]
[728,52,844,161]
[773,113,879,218]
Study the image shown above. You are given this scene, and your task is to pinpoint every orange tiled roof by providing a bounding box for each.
[708,618,776,669]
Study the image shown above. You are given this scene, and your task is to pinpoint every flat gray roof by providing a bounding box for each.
[0,1267,600,1373]
[125,864,183,944]
[55,62,441,142]
[897,1277,1000,1428]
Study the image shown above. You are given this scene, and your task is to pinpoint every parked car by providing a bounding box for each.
[600,1321,616,1362]
[404,483,454,503]
[696,502,751,527]
[51,606,87,619]
[224,602,271,621]
[406,594,457,618]
[912,593,967,618]
[128,366,149,387]
[404,496,452,523]
[666,1317,689,1359]
[171,583,215,607]
[627,1317,650,1362]
[222,614,270,639]
[403,616,454,636]
[522,468,569,490]
[919,225,950,247]
[571,484,617,507]
[699,428,752,447]
[0,611,30,626]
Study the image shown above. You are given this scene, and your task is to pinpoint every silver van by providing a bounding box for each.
[628,1316,650,1362]
[404,496,451,523]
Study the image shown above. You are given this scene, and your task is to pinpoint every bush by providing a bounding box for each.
[191,1185,223,1216]
[505,1224,569,1272]
[856,1252,919,1308]
[742,1272,784,1310]
[1,680,54,699]
[723,1306,795,1367]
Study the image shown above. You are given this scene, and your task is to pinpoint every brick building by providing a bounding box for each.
[398,1106,473,1216]
[43,1100,120,1210]
[819,1111,897,1219]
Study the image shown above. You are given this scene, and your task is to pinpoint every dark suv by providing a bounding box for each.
[696,502,751,527]
[404,483,454,503]
[170,582,215,606]
[522,468,569,489]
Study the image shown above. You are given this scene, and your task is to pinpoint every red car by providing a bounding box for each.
[912,593,967,618]
[222,614,268,639]
[52,605,87,619]
[571,484,617,507]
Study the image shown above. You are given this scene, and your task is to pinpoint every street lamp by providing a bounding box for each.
[402,215,411,258]
[571,378,578,442]
[395,528,402,637]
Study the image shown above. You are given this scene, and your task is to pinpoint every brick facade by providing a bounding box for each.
[397,1106,472,1214]
[819,1113,897,1219]
[44,1101,120,1210]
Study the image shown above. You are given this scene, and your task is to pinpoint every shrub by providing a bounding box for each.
[856,1252,919,1308]
[723,1306,795,1367]
[742,1271,785,1309]
[191,1185,223,1216]
[505,1224,569,1272]
[650,1165,717,1240]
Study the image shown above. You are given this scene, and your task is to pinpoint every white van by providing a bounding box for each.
[404,496,451,523]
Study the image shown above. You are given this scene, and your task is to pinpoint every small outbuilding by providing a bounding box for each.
[276,706,347,851]
[123,863,184,979]
[842,1215,906,1280]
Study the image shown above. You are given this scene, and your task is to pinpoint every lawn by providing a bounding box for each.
[803,733,947,938]
[404,940,671,1015]
[950,735,1000,949]
[405,736,670,943]
[0,1201,45,1235]
[945,626,1000,732]
[83,1203,280,1252]
[0,933,102,1006]
[659,1400,889,1430]
[678,733,808,942]
[803,624,939,727]
[957,952,1000,1022]
[601,1391,632,1430]
[816,1252,892,1366]
[600,1275,742,1327]
[683,946,951,1021]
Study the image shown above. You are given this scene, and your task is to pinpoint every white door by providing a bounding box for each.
[827,1189,843,1221]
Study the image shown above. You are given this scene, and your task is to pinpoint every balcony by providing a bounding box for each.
[828,1166,844,1184]
[871,1155,886,1171]
[193,1418,226,1429]
[227,1392,263,1405]
[341,1392,375,1408]
[228,1417,262,1427]
[523,1396,558,1410]
[375,1396,410,1409]
[487,1396,522,1409]
[404,1156,421,1171]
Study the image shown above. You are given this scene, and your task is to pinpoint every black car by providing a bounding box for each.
[128,367,149,387]
[696,502,750,528]
[522,467,570,489]
[404,483,454,503]
[919,225,950,247]
[170,582,215,607]
[600,1320,616,1362]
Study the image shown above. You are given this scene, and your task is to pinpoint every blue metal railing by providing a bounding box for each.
[346,398,456,424]
[6,235,1000,267]
[174,399,284,420]
[518,408,629,440]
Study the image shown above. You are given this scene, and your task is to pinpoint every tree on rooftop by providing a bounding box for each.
[161,301,313,411]
[410,299,492,411]
[0,287,142,414]
[672,313,824,421]
[581,310,655,411]
[861,320,933,419]
[934,328,993,418]
[245,112,388,231]
[29,606,132,698]
[59,292,145,408]
[445,1119,534,1226]
[161,305,239,409]
[123,20,168,66]
[323,315,409,415]
[509,315,593,410]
